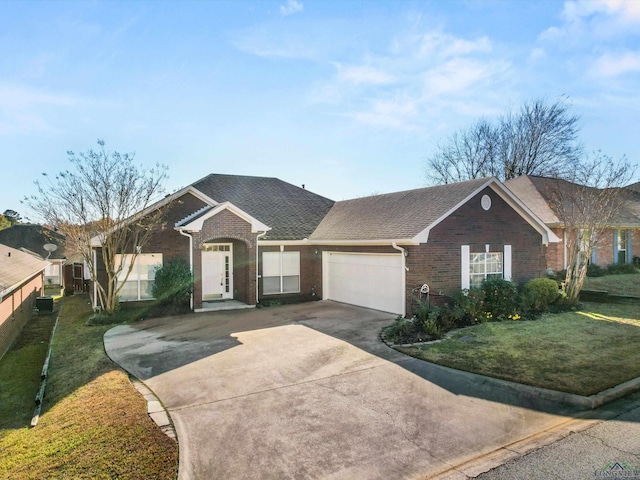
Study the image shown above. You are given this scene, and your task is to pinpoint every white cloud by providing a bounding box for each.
[590,51,640,77]
[540,0,640,42]
[0,84,79,135]
[422,58,500,97]
[232,32,316,59]
[347,97,420,130]
[420,33,492,58]
[280,0,303,16]
[335,64,395,85]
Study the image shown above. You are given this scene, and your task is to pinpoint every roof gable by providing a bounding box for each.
[0,245,50,298]
[506,175,640,228]
[191,174,334,240]
[310,177,559,244]
[175,201,270,233]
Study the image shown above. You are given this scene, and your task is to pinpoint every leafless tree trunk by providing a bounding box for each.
[24,140,169,314]
[547,154,635,301]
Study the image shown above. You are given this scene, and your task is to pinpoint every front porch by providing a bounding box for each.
[196,299,255,313]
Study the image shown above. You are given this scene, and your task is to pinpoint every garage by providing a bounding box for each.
[322,252,405,315]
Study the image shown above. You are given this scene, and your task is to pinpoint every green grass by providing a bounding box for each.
[583,273,640,297]
[0,294,178,479]
[0,312,56,428]
[398,302,640,396]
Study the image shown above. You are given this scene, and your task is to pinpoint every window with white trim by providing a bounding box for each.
[115,253,163,301]
[262,251,300,295]
[461,245,511,290]
[616,230,629,264]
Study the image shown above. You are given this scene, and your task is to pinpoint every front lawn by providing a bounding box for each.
[0,294,178,479]
[583,273,640,297]
[397,302,640,397]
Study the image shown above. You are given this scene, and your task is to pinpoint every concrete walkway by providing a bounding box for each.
[104,301,583,480]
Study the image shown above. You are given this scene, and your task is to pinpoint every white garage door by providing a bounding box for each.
[323,252,405,315]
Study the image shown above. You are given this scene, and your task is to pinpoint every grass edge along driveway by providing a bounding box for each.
[398,302,640,397]
[0,294,178,480]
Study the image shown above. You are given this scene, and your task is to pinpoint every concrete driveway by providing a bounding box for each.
[104,301,581,480]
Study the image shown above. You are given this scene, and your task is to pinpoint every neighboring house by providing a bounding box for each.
[505,175,640,273]
[90,174,557,316]
[0,245,49,360]
[0,224,67,287]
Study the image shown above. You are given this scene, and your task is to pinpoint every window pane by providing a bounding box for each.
[470,275,484,289]
[139,280,154,300]
[281,252,300,276]
[263,276,281,295]
[115,254,134,281]
[262,252,281,276]
[137,254,163,280]
[118,281,138,301]
[282,275,300,293]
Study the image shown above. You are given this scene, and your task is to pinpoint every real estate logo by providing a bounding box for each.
[594,462,640,479]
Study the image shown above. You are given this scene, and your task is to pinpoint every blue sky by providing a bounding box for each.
[1,0,639,216]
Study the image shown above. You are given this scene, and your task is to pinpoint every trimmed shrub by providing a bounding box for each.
[606,263,639,275]
[481,278,518,321]
[152,260,193,308]
[586,264,606,277]
[524,278,560,312]
[452,288,486,324]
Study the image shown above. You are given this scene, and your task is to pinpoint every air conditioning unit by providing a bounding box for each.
[36,296,54,313]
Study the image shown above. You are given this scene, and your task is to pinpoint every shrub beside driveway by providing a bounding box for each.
[0,294,177,480]
[397,302,640,397]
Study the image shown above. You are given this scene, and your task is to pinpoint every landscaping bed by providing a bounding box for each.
[583,272,640,298]
[396,302,640,397]
[0,294,178,480]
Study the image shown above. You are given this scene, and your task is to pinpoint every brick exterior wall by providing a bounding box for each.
[94,192,207,307]
[405,187,546,314]
[191,209,257,310]
[594,228,638,266]
[544,228,640,272]
[545,227,565,273]
[0,272,44,360]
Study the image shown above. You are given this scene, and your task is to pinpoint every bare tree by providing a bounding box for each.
[24,140,169,314]
[547,153,635,301]
[427,118,500,184]
[426,97,583,184]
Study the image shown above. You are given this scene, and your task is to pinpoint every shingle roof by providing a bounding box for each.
[191,174,335,241]
[0,225,66,260]
[309,177,492,241]
[504,176,562,226]
[505,175,640,228]
[0,245,49,296]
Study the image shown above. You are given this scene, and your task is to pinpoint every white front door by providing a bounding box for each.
[202,244,233,300]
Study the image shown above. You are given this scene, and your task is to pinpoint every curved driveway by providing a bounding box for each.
[104,301,580,480]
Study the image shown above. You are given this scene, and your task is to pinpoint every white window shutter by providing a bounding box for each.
[504,245,512,281]
[461,245,470,289]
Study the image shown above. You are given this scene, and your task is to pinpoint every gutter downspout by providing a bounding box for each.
[92,249,98,310]
[256,231,268,306]
[178,228,194,310]
[392,242,408,318]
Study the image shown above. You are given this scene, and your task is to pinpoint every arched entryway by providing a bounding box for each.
[199,238,252,307]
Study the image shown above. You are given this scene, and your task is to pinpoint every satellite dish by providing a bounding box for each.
[43,243,57,260]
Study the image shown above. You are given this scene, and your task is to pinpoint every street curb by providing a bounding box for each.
[130,378,177,441]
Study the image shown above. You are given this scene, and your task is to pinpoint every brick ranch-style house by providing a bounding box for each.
[505,175,640,274]
[0,245,49,360]
[89,174,559,317]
